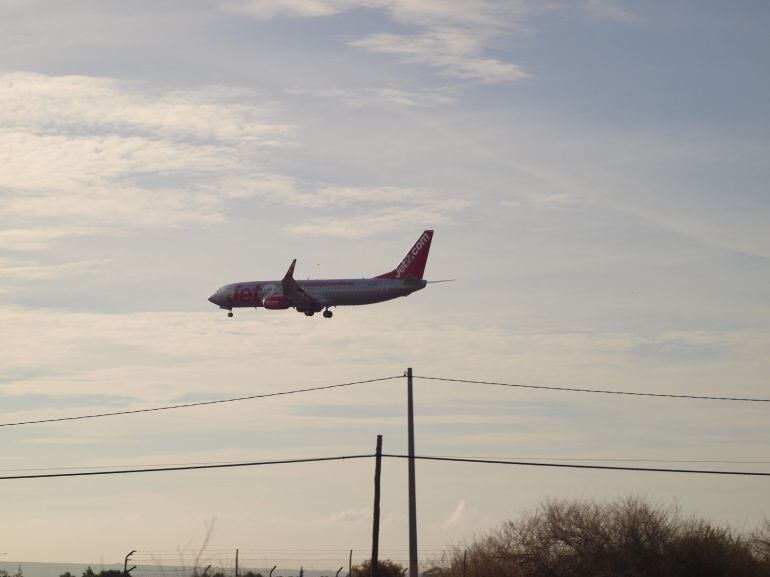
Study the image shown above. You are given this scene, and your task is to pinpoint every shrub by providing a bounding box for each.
[433,497,770,577]
[351,559,405,577]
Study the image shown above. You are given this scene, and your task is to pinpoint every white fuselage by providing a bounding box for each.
[209,277,426,310]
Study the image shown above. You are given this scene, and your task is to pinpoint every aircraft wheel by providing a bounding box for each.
[304,310,315,317]
[227,311,233,318]
[323,309,333,318]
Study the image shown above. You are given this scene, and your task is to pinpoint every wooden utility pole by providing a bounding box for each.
[371,435,383,577]
[348,550,353,577]
[235,549,239,577]
[407,367,418,577]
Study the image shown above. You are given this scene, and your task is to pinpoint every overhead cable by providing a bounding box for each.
[0,454,374,481]
[0,375,402,428]
[2,453,769,481]
[414,375,770,402]
[5,455,766,474]
[3,372,767,430]
[383,454,770,477]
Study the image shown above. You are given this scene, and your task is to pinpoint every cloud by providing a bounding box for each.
[501,192,579,211]
[444,499,473,527]
[0,258,107,280]
[223,0,532,84]
[228,0,529,29]
[317,507,370,524]
[0,227,97,251]
[217,180,427,208]
[223,1,638,85]
[288,196,472,238]
[435,499,492,539]
[628,332,730,362]
[225,0,341,19]
[299,185,427,207]
[5,303,766,404]
[584,0,638,23]
[0,72,469,251]
[0,72,292,250]
[0,72,289,142]
[285,86,456,108]
[351,30,529,83]
[209,180,471,238]
[351,2,533,83]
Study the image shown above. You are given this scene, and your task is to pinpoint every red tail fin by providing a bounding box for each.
[375,230,434,280]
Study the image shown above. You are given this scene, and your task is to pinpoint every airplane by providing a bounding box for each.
[208,230,443,318]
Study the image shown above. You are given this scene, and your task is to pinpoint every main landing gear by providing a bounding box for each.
[227,310,233,317]
[304,308,333,318]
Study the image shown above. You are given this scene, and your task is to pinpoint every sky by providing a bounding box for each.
[1,0,769,569]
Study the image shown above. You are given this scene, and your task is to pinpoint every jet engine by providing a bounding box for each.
[262,294,290,309]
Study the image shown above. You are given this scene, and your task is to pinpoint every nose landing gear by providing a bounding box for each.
[227,310,233,318]
[323,308,333,319]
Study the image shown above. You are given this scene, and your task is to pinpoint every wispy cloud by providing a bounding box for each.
[443,499,475,528]
[360,1,533,83]
[317,507,370,524]
[0,72,293,249]
[0,226,96,251]
[351,30,529,83]
[0,72,471,250]
[5,303,765,399]
[584,0,638,23]
[288,195,472,238]
[0,258,107,280]
[0,72,289,142]
[224,0,534,84]
[225,0,340,19]
[285,86,456,108]
[223,1,638,84]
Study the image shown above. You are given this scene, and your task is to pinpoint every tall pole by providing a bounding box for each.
[235,549,239,577]
[407,367,418,577]
[371,435,383,577]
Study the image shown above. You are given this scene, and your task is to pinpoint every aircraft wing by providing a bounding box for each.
[282,259,321,310]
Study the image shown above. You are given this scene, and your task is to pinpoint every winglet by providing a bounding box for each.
[283,259,297,281]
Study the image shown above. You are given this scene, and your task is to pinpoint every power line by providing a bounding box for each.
[437,455,770,465]
[5,455,767,474]
[3,372,767,431]
[415,375,770,402]
[0,454,374,481]
[2,453,769,481]
[383,454,770,477]
[0,375,402,428]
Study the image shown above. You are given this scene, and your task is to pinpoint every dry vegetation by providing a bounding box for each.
[428,497,770,577]
[8,497,763,577]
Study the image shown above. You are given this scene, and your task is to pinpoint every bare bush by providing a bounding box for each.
[749,520,770,566]
[433,497,770,577]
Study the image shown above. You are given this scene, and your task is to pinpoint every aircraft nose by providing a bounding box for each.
[208,293,218,305]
